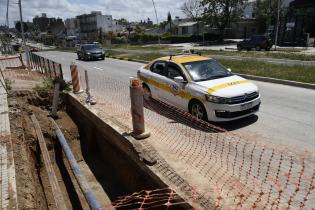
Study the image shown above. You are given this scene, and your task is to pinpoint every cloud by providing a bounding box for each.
[0,0,187,27]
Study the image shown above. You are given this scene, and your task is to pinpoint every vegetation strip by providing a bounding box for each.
[106,52,315,85]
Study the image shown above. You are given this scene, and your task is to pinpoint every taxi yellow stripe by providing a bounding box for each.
[207,80,250,94]
[139,75,205,102]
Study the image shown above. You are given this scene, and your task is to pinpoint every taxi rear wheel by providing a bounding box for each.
[189,101,208,121]
[142,84,151,101]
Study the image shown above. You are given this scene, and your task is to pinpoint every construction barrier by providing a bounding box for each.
[129,77,150,139]
[70,64,83,94]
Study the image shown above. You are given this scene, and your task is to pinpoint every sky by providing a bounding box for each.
[0,0,188,27]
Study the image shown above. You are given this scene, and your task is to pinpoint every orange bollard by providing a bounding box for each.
[130,77,150,139]
[70,63,83,94]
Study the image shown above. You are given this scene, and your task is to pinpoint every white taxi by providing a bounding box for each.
[138,55,261,122]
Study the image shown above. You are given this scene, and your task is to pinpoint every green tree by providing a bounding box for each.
[253,0,286,34]
[181,0,203,21]
[201,0,247,40]
[135,25,144,34]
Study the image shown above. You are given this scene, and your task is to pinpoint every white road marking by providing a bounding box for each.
[267,61,285,64]
[93,67,103,71]
[230,58,242,61]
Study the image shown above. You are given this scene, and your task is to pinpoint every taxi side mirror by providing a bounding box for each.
[174,76,187,84]
[227,68,232,72]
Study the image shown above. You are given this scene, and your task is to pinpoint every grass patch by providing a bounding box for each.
[198,49,315,61]
[218,59,315,84]
[4,78,13,91]
[104,44,171,51]
[107,50,164,61]
[108,50,315,84]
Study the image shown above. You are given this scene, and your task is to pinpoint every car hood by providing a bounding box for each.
[85,49,103,53]
[193,75,259,98]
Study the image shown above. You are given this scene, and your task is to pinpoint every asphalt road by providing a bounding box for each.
[36,51,315,152]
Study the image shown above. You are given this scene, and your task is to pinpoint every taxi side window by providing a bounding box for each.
[151,61,167,76]
[166,63,186,80]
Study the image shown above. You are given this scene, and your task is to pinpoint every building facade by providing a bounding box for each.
[76,11,115,41]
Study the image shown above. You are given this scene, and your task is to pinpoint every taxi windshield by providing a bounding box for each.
[183,60,232,82]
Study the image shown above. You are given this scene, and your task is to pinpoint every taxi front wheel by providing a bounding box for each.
[143,84,152,101]
[189,101,208,121]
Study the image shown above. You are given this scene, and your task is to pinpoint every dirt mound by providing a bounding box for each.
[8,90,85,209]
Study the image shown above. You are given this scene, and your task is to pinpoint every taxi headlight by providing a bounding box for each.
[205,95,228,104]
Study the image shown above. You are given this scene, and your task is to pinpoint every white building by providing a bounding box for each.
[76,11,119,41]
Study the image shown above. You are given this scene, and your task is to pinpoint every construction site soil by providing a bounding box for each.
[8,89,90,209]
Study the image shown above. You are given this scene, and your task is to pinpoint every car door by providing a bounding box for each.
[78,46,84,57]
[158,62,188,109]
[145,61,168,100]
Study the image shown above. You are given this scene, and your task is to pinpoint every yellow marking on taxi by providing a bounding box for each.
[139,75,205,102]
[172,56,210,64]
[207,80,250,94]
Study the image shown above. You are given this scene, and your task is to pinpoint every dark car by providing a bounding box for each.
[30,47,39,52]
[237,35,273,51]
[77,44,105,61]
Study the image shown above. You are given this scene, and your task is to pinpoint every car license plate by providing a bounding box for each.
[241,102,253,111]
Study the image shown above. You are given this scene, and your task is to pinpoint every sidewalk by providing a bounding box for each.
[0,81,17,209]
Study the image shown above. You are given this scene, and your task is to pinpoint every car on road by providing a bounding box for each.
[77,44,105,61]
[237,35,272,51]
[138,55,261,122]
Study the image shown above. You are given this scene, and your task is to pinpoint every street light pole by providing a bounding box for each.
[274,0,281,51]
[18,0,30,70]
[6,0,9,32]
[151,0,160,45]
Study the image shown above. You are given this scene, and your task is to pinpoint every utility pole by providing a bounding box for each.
[151,0,160,44]
[18,0,30,70]
[274,0,281,51]
[6,0,9,32]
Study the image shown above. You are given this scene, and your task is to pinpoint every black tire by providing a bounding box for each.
[77,54,81,60]
[255,45,261,51]
[237,45,242,51]
[142,84,151,101]
[189,100,208,121]
[101,57,105,60]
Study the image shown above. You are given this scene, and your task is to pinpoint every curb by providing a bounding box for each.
[106,55,148,64]
[235,73,315,89]
[106,56,315,90]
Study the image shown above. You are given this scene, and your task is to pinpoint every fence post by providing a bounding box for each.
[70,63,83,94]
[52,62,57,78]
[59,64,64,79]
[51,82,60,118]
[129,77,150,140]
[42,57,47,74]
[84,70,96,105]
[30,52,35,69]
[47,59,52,78]
[38,56,43,73]
[35,54,39,70]
[19,54,25,68]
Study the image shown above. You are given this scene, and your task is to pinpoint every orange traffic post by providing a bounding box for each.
[70,63,83,94]
[130,77,150,139]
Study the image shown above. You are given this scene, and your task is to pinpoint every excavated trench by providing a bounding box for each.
[8,90,191,209]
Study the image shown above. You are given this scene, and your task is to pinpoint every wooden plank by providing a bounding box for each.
[30,115,68,210]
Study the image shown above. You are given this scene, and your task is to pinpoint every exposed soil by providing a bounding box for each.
[8,90,88,209]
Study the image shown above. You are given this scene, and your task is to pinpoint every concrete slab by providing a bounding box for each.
[0,82,18,209]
